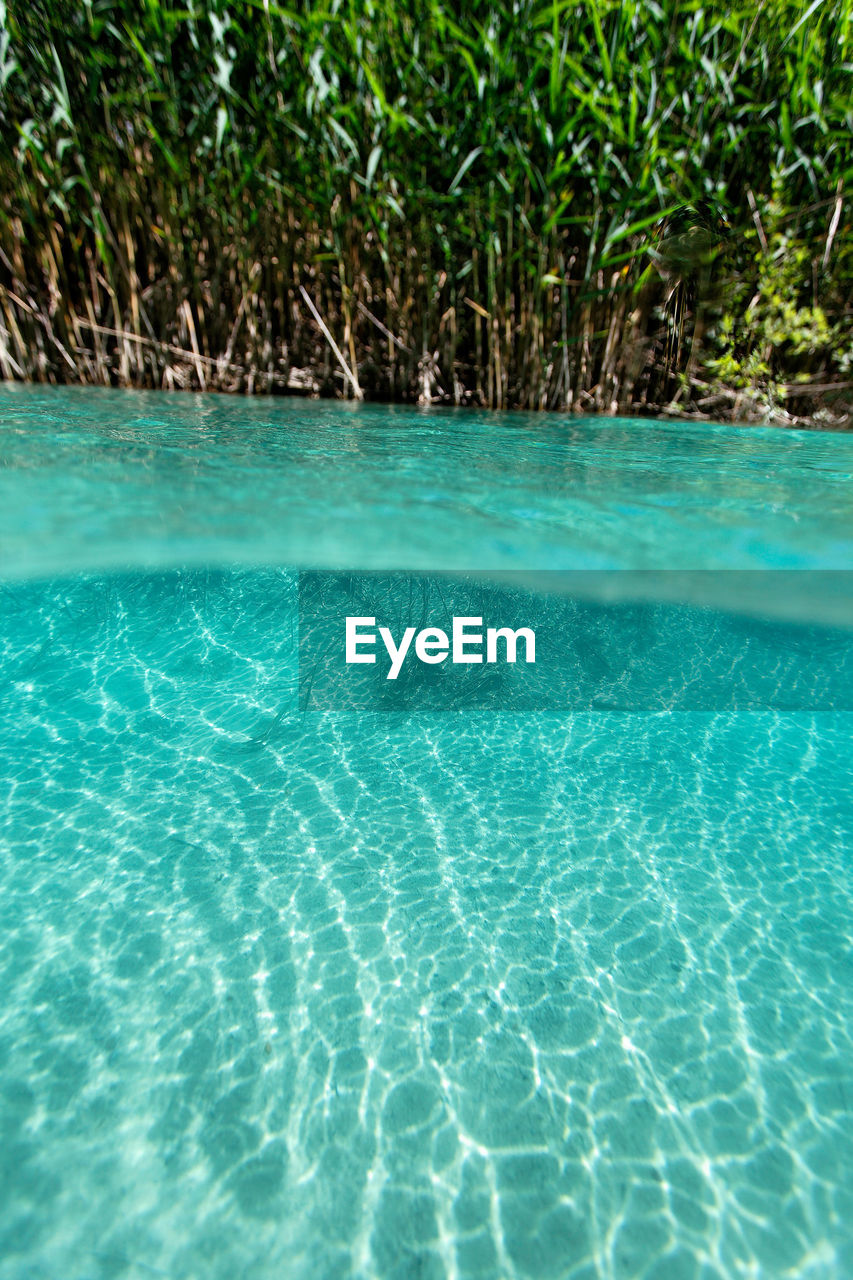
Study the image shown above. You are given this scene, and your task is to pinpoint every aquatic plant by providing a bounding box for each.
[0,0,849,419]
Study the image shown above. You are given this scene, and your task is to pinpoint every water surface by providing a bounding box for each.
[2,385,852,581]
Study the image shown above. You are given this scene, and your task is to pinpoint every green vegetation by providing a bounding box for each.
[0,0,850,422]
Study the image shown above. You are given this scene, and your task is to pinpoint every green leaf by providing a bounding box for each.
[448,146,483,195]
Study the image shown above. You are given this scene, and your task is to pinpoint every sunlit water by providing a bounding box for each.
[1,386,851,1280]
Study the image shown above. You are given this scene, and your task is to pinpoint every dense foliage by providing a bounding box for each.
[0,0,850,420]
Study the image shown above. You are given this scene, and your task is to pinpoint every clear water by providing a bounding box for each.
[3,384,853,579]
[1,386,851,1280]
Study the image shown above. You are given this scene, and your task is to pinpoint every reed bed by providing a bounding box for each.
[0,0,850,419]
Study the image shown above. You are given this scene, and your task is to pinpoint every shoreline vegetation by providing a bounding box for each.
[0,1,850,428]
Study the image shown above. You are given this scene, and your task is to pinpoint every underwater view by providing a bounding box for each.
[1,386,852,1280]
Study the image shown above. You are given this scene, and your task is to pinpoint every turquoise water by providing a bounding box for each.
[2,385,853,580]
[1,386,852,1279]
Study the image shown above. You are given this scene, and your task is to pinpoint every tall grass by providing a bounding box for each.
[0,0,850,417]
